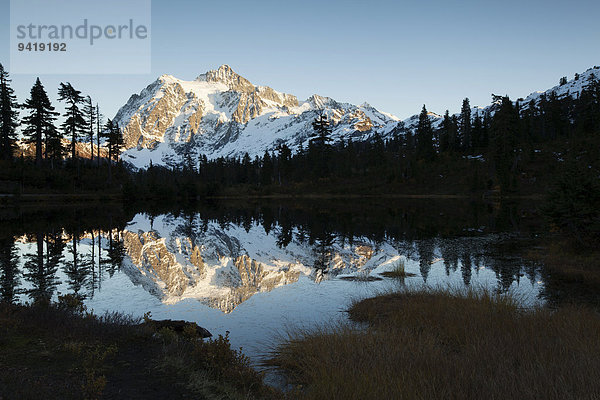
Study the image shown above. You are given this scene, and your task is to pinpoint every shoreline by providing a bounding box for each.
[0,192,545,203]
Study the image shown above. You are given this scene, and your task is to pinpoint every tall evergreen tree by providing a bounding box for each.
[309,114,334,177]
[277,144,292,184]
[490,96,519,190]
[21,78,59,166]
[260,150,273,186]
[471,109,483,149]
[450,115,459,151]
[96,103,103,166]
[58,82,86,160]
[310,114,333,148]
[0,64,19,160]
[44,121,64,166]
[83,96,96,161]
[105,119,123,162]
[103,119,123,183]
[480,111,490,149]
[416,105,435,160]
[460,98,472,151]
[439,110,452,152]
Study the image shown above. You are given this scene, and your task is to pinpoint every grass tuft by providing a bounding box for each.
[379,259,416,278]
[339,269,382,282]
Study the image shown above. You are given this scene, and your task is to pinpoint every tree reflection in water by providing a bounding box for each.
[0,199,584,307]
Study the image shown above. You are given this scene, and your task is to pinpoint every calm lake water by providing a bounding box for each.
[0,199,549,366]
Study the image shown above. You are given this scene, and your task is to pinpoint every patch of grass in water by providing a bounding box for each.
[379,259,416,278]
[339,270,382,282]
[267,287,600,400]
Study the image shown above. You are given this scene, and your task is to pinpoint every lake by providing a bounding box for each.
[0,199,549,367]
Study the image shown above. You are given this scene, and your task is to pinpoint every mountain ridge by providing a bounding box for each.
[115,64,401,168]
[115,65,600,169]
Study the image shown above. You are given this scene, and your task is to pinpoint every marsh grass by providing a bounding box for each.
[339,269,383,282]
[379,259,416,279]
[267,287,600,400]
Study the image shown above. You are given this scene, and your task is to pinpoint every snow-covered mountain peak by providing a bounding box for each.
[158,74,179,84]
[115,66,401,168]
[307,94,334,109]
[195,64,255,93]
[115,65,599,169]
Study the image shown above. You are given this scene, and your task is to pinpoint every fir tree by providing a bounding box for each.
[490,96,519,191]
[480,111,490,149]
[471,109,483,149]
[96,104,103,166]
[0,64,19,160]
[21,78,59,166]
[103,119,123,183]
[439,110,452,152]
[44,121,64,167]
[450,115,459,151]
[416,105,435,160]
[103,119,115,182]
[58,82,86,160]
[240,152,252,183]
[277,144,292,184]
[260,150,273,185]
[107,120,124,162]
[460,98,472,151]
[309,114,334,177]
[83,96,96,161]
[310,114,333,148]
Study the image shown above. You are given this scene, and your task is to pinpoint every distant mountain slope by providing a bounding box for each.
[115,65,600,169]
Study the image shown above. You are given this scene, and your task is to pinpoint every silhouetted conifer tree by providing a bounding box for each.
[22,78,59,166]
[0,64,19,160]
[58,82,86,160]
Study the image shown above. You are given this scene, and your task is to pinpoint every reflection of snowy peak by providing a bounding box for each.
[115,65,401,168]
[120,213,395,312]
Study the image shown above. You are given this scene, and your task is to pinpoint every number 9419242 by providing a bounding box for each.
[18,42,66,52]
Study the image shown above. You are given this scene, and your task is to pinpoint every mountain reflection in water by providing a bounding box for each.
[0,199,545,313]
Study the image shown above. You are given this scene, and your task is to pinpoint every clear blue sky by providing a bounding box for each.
[1,0,598,120]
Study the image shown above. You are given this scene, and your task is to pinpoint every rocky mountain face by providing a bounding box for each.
[114,64,600,169]
[119,213,396,312]
[114,65,401,168]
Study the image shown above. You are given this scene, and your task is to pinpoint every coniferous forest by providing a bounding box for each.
[1,63,599,242]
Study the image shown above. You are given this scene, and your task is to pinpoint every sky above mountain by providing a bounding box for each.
[0,0,598,120]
